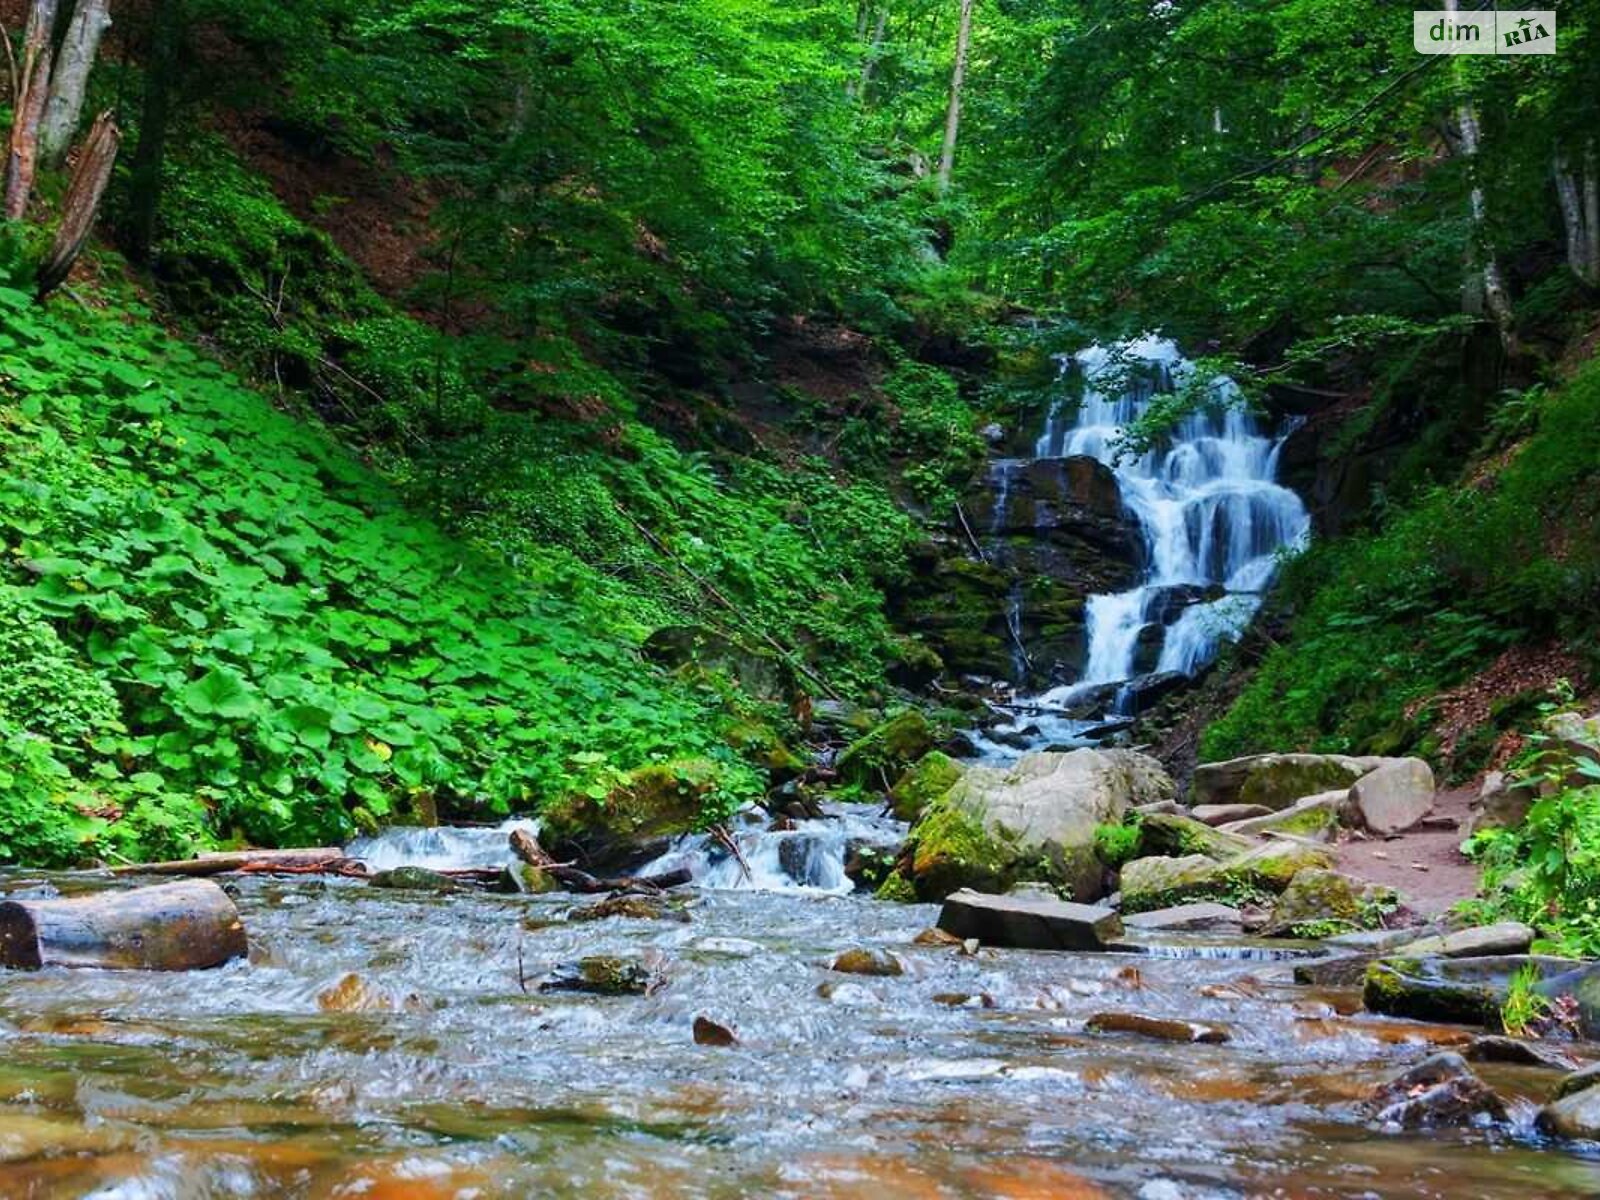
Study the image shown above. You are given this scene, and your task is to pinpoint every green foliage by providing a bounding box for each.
[0,285,771,860]
[1093,816,1143,870]
[1204,361,1600,759]
[1501,963,1555,1039]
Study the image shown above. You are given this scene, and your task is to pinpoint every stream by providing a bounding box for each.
[4,828,1600,1198]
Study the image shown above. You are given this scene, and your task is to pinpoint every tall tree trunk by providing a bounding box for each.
[4,0,61,220]
[124,0,179,261]
[852,5,889,100]
[1443,0,1515,351]
[39,0,114,167]
[936,0,973,193]
[1553,139,1600,289]
[35,110,118,299]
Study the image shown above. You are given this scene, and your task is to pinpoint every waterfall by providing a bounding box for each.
[977,336,1308,755]
[639,803,907,895]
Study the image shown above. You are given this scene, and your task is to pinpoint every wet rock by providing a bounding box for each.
[1118,671,1190,713]
[1534,961,1600,1038]
[317,973,420,1013]
[539,955,666,997]
[830,947,905,977]
[368,867,460,893]
[902,748,1174,902]
[541,759,722,871]
[888,751,963,822]
[1367,1052,1506,1128]
[932,991,997,1008]
[1347,758,1435,835]
[1085,1012,1230,1044]
[1294,954,1382,988]
[1132,800,1183,817]
[837,711,940,788]
[935,888,1122,951]
[1137,812,1256,861]
[1555,1062,1600,1100]
[1538,1087,1600,1140]
[1262,869,1395,937]
[1122,902,1244,934]
[1190,753,1368,811]
[1465,1035,1577,1069]
[1363,954,1577,1026]
[1217,790,1345,841]
[692,1015,739,1047]
[912,927,964,947]
[1397,922,1534,960]
[1191,803,1274,826]
[567,895,689,923]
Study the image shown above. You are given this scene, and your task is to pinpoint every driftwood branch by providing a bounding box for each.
[509,828,693,893]
[0,879,246,971]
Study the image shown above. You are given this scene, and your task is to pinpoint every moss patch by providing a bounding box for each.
[837,710,941,788]
[888,751,963,822]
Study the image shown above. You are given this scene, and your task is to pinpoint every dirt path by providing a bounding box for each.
[1335,785,1481,917]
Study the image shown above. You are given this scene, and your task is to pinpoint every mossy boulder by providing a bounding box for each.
[900,749,1174,902]
[1218,791,1344,841]
[543,758,721,870]
[1120,841,1334,913]
[1262,868,1395,936]
[888,751,963,822]
[1191,753,1368,811]
[837,710,941,789]
[1138,812,1255,861]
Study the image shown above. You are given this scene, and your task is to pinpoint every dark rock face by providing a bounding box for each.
[1363,954,1579,1027]
[891,456,1142,686]
[1367,1052,1507,1128]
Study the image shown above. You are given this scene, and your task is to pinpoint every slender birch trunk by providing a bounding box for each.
[5,0,61,220]
[936,0,973,193]
[1553,139,1600,288]
[39,0,114,167]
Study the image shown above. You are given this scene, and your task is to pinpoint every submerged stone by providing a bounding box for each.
[1085,1011,1230,1044]
[1367,1052,1506,1128]
[830,947,905,977]
[538,955,665,996]
[1465,1035,1576,1070]
[692,1015,739,1047]
[368,867,460,893]
[1538,1087,1600,1141]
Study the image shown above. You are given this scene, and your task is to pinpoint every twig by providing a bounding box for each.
[954,501,988,561]
[711,823,752,883]
[516,937,528,994]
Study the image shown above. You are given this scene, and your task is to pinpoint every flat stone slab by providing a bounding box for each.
[1397,922,1534,960]
[1122,902,1244,934]
[936,888,1122,951]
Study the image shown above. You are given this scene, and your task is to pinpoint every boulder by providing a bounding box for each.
[1137,812,1256,861]
[1217,791,1345,841]
[1191,804,1273,826]
[1122,902,1245,934]
[1085,1012,1229,1044]
[1120,841,1334,913]
[903,748,1173,901]
[1396,922,1534,960]
[1545,710,1600,786]
[1262,869,1395,937]
[692,1015,739,1047]
[369,867,460,893]
[1190,753,1367,811]
[887,751,963,822]
[837,711,940,788]
[1534,962,1600,1039]
[1556,1062,1600,1100]
[1367,1052,1506,1128]
[1346,758,1435,835]
[935,888,1123,951]
[1364,954,1579,1026]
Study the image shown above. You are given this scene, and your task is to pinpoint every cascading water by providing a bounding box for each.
[980,335,1309,754]
[345,816,542,871]
[639,803,907,895]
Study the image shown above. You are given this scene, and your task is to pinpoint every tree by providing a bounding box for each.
[39,0,113,166]
[936,0,972,191]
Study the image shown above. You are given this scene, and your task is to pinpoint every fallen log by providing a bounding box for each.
[0,879,248,971]
[112,848,351,877]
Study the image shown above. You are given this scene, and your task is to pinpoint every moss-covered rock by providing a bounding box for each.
[1262,868,1395,936]
[1191,753,1367,811]
[874,870,918,903]
[1138,812,1255,861]
[1120,841,1335,913]
[1219,792,1344,841]
[725,721,807,779]
[837,710,940,788]
[543,758,721,869]
[899,748,1172,902]
[888,751,963,822]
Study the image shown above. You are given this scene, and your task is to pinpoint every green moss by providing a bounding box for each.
[1238,759,1362,810]
[888,751,962,822]
[1138,812,1252,860]
[874,871,918,903]
[1094,819,1144,868]
[907,798,1017,899]
[544,758,722,845]
[724,722,806,777]
[837,710,940,788]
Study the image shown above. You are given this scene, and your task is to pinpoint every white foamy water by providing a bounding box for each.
[346,817,541,871]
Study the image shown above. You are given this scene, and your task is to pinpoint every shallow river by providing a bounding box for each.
[2,871,1599,1199]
